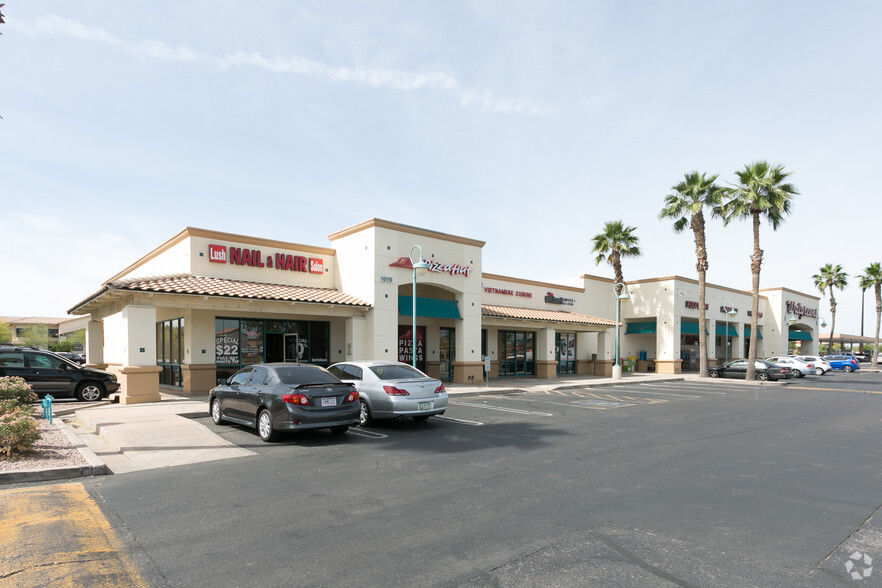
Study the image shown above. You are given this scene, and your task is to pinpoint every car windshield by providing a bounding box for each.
[276,366,340,385]
[369,364,426,380]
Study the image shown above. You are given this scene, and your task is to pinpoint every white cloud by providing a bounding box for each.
[17,15,548,115]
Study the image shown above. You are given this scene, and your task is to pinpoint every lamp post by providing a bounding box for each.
[409,245,429,368]
[612,282,630,380]
[820,317,828,355]
[724,306,737,363]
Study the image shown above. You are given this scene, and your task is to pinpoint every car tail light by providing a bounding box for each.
[434,384,446,394]
[805,363,813,368]
[344,390,359,403]
[282,393,310,405]
[383,385,409,396]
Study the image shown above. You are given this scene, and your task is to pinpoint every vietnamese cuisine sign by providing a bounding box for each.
[209,244,324,274]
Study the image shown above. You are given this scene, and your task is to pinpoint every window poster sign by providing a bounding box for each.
[240,320,264,365]
[398,325,426,372]
[215,319,240,365]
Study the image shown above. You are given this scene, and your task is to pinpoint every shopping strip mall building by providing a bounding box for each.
[68,219,822,404]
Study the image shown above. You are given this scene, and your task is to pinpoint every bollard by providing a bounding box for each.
[41,395,54,424]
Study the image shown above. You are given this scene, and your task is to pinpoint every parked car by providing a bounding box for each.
[328,361,447,426]
[55,352,86,365]
[0,345,119,401]
[792,355,832,375]
[708,360,793,381]
[765,356,815,377]
[822,355,861,372]
[208,363,359,442]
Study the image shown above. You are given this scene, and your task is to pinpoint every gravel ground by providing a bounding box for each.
[0,419,88,473]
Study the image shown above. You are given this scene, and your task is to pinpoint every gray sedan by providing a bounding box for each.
[209,363,360,442]
[328,361,448,426]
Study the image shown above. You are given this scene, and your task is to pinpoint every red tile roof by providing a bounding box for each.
[482,304,615,326]
[69,274,370,314]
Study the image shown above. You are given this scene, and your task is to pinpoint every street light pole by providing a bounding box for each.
[612,282,630,380]
[409,245,429,368]
[724,306,737,363]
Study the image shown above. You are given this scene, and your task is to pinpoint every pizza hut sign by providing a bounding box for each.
[389,257,472,277]
[208,244,324,274]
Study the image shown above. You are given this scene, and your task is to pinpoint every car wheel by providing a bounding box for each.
[257,409,277,442]
[844,365,854,372]
[815,367,824,376]
[330,425,349,435]
[75,382,104,402]
[358,400,374,427]
[757,372,770,381]
[210,398,226,425]
[413,415,430,422]
[791,369,804,378]
[709,371,719,378]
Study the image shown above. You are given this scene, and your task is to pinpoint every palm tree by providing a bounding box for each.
[659,171,724,377]
[813,264,848,354]
[857,262,881,368]
[717,161,798,381]
[591,221,641,293]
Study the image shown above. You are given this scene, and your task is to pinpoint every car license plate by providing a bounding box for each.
[321,397,337,407]
[418,401,432,411]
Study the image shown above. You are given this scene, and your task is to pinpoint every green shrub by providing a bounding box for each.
[0,404,40,459]
[0,377,40,459]
[0,376,37,405]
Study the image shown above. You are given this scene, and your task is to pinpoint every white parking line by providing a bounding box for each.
[449,401,553,416]
[434,415,484,426]
[347,429,389,439]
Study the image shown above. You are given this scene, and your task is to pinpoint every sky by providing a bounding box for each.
[1,1,881,336]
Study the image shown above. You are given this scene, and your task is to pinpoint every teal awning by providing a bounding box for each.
[744,326,763,339]
[789,330,812,341]
[681,322,709,335]
[715,324,738,337]
[625,321,656,334]
[398,296,461,319]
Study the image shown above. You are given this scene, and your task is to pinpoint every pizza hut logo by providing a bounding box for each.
[389,257,471,277]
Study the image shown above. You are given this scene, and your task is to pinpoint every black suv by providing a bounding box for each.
[0,346,120,401]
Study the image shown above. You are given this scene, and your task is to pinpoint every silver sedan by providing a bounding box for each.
[328,361,448,426]
[765,356,815,377]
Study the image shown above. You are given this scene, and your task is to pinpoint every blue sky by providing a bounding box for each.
[2,1,881,336]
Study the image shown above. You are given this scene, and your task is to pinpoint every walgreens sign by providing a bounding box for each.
[208,244,324,274]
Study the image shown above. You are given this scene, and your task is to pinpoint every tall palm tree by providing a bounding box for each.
[717,161,798,381]
[813,264,848,353]
[591,221,641,293]
[659,171,724,377]
[857,262,881,368]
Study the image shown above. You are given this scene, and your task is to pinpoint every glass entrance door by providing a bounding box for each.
[497,330,535,376]
[439,327,455,380]
[556,333,576,374]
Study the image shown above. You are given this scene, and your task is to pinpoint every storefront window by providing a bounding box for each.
[157,318,184,387]
[215,318,331,381]
[556,333,576,375]
[498,330,535,376]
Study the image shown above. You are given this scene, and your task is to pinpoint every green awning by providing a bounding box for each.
[398,296,461,319]
[744,326,763,339]
[625,321,656,334]
[716,324,739,337]
[681,322,709,335]
[789,330,813,341]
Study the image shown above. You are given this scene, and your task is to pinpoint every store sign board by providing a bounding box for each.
[208,244,324,274]
[484,287,533,298]
[685,301,708,310]
[786,301,818,318]
[545,292,575,306]
[389,257,472,277]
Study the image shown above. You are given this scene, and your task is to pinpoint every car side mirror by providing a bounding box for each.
[217,378,227,385]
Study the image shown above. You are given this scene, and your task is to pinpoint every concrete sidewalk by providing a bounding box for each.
[4,371,691,483]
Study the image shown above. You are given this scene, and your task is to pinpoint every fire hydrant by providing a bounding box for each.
[42,395,54,424]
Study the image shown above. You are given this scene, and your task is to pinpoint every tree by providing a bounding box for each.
[0,321,10,344]
[659,171,724,377]
[857,262,882,369]
[717,161,798,381]
[813,264,848,354]
[591,221,641,294]
[18,324,49,349]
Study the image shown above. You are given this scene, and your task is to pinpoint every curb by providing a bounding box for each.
[0,418,109,486]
